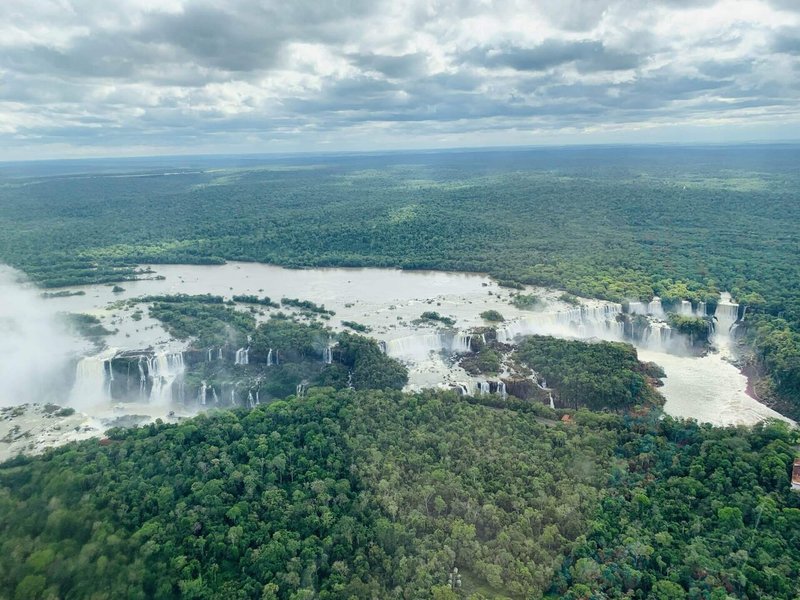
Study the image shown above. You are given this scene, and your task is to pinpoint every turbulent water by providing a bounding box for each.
[36,262,793,427]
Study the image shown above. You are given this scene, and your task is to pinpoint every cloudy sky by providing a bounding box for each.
[1,0,799,159]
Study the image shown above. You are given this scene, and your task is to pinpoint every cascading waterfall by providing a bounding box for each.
[199,381,208,405]
[267,348,274,366]
[678,300,693,316]
[296,382,307,397]
[218,348,223,360]
[137,356,147,398]
[385,333,449,358]
[647,297,664,316]
[714,294,740,335]
[497,304,623,342]
[248,391,255,408]
[207,348,212,362]
[322,346,333,364]
[497,381,507,399]
[639,321,674,352]
[451,332,472,353]
[235,347,249,365]
[476,381,490,395]
[106,359,114,397]
[70,356,109,408]
[695,301,707,317]
[627,301,647,315]
[148,352,185,406]
[212,388,219,404]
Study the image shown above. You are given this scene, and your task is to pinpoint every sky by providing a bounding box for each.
[1,0,799,159]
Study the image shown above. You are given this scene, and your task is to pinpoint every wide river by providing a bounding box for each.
[40,261,791,427]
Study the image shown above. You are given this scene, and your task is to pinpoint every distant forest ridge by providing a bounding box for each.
[0,144,798,412]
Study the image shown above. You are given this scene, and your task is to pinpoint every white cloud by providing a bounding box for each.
[0,0,798,158]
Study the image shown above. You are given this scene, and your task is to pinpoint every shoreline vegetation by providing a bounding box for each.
[1,147,797,418]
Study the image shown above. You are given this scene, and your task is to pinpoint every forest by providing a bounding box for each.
[0,146,797,414]
[1,389,798,599]
[0,146,798,413]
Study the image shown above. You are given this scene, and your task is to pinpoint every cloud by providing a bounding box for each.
[462,40,642,72]
[0,0,798,158]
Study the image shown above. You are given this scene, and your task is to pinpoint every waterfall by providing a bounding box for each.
[385,333,448,358]
[267,348,273,366]
[455,383,469,396]
[199,381,208,405]
[497,381,507,399]
[549,392,555,410]
[647,297,664,317]
[679,300,693,316]
[235,347,249,365]
[218,348,223,360]
[714,295,740,334]
[70,356,109,409]
[106,359,114,397]
[137,356,147,398]
[212,387,219,404]
[451,332,472,353]
[627,301,647,315]
[378,341,387,354]
[148,352,185,406]
[496,304,623,342]
[695,301,707,317]
[476,381,490,395]
[207,348,212,362]
[296,382,307,397]
[322,346,333,364]
[248,391,255,408]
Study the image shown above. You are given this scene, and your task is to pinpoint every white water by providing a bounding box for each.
[69,356,110,410]
[148,352,185,405]
[39,261,791,427]
[235,347,249,365]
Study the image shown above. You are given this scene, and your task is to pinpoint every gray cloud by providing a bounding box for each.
[0,0,798,158]
[463,40,642,72]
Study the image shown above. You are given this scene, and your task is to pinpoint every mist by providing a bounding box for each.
[0,265,83,406]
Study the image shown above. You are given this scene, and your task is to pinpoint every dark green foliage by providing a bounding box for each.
[667,314,711,344]
[461,347,502,375]
[495,279,524,290]
[250,317,330,363]
[232,294,279,308]
[0,148,799,410]
[515,336,664,410]
[745,315,800,409]
[510,293,542,310]
[146,296,254,347]
[331,332,408,390]
[556,419,800,599]
[61,312,112,339]
[280,298,334,316]
[3,391,797,599]
[559,293,580,306]
[40,290,85,299]
[419,311,456,326]
[479,309,505,322]
[340,320,371,333]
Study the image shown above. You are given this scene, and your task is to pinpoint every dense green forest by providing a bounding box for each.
[0,146,798,413]
[0,146,798,411]
[513,336,665,411]
[1,389,798,599]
